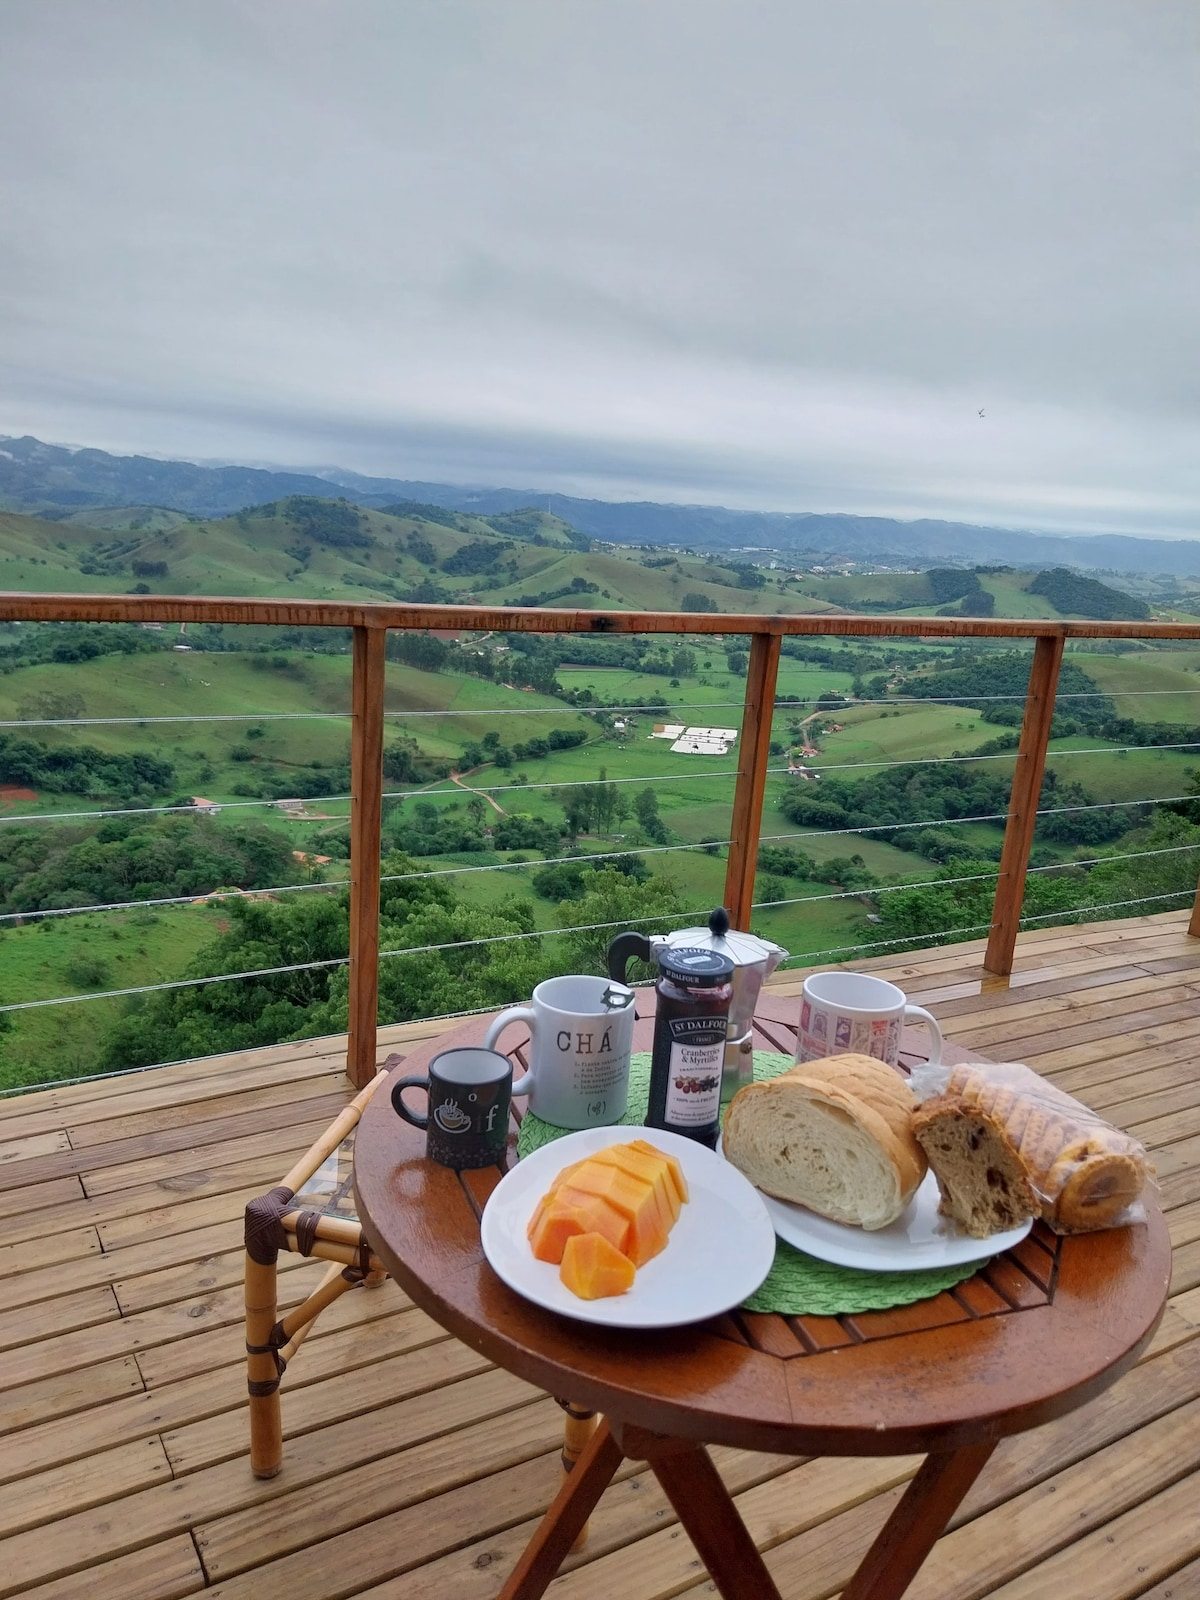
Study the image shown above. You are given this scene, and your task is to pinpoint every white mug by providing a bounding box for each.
[484,974,636,1129]
[797,971,943,1067]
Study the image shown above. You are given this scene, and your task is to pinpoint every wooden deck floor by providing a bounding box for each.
[2,910,1200,1600]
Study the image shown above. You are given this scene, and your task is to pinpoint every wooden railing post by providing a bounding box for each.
[347,625,387,1089]
[983,631,1065,976]
[723,630,782,930]
[1188,880,1200,938]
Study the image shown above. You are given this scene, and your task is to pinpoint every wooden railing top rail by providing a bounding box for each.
[5,590,1200,641]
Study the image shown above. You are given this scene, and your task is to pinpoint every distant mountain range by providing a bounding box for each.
[3,431,1199,576]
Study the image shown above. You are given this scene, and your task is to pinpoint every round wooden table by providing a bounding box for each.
[354,995,1170,1600]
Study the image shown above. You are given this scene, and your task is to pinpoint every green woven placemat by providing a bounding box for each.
[519,1052,985,1315]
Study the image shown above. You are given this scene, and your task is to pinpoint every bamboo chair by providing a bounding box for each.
[243,1055,600,1540]
[244,1062,395,1479]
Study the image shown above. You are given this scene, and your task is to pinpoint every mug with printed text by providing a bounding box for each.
[797,971,943,1068]
[484,974,636,1129]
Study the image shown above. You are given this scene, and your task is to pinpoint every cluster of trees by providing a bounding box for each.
[96,859,680,1071]
[277,497,371,549]
[531,853,649,901]
[381,500,462,530]
[441,539,507,576]
[865,809,1200,951]
[457,726,587,772]
[0,731,174,804]
[507,578,599,607]
[1029,569,1149,622]
[778,761,1128,861]
[0,621,165,671]
[0,814,306,914]
[902,652,1115,728]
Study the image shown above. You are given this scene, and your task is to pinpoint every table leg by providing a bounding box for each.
[840,1440,996,1600]
[642,1437,785,1600]
[497,1420,623,1600]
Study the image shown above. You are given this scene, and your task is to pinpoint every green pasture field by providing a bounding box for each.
[1043,738,1200,804]
[805,701,1014,769]
[0,904,220,1090]
[976,573,1047,619]
[1076,649,1200,723]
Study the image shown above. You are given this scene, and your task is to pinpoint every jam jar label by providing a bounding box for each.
[663,1015,725,1127]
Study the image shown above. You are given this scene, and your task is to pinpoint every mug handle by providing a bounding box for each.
[391,1075,430,1130]
[484,1006,537,1096]
[903,1005,943,1065]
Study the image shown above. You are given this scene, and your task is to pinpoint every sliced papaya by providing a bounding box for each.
[629,1139,689,1206]
[560,1231,636,1299]
[563,1163,669,1266]
[528,1188,630,1264]
[587,1144,682,1224]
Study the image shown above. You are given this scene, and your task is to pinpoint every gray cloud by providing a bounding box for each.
[1,0,1198,534]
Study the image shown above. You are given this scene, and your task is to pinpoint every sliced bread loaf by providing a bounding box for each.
[722,1053,926,1230]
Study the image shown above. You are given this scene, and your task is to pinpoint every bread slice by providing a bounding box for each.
[911,1094,1038,1238]
[723,1054,927,1230]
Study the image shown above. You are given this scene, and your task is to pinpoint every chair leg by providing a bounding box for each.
[558,1400,600,1552]
[245,1250,284,1479]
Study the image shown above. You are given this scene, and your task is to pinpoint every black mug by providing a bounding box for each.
[391,1046,513,1169]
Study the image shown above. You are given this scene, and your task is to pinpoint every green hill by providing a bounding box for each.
[0,498,1158,625]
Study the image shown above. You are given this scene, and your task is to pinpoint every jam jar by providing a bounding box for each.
[645,947,735,1149]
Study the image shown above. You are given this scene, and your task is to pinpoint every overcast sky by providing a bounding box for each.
[2,0,1198,535]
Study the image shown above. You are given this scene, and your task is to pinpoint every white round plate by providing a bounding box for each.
[480,1125,776,1328]
[726,1160,1032,1271]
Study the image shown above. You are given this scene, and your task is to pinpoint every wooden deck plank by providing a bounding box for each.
[3,1306,435,1482]
[0,1141,316,1251]
[982,1469,1200,1599]
[0,1366,542,1597]
[0,1053,345,1143]
[0,912,1196,1600]
[17,1536,206,1600]
[0,1436,173,1540]
[0,1091,351,1194]
[80,1114,340,1196]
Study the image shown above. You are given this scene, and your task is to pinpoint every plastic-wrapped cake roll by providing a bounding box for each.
[910,1060,1152,1234]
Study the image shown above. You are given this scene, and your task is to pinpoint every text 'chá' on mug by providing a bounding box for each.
[484,974,635,1130]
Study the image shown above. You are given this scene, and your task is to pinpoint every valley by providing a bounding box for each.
[3,491,1200,1089]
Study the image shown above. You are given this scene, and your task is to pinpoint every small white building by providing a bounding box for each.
[192,796,221,814]
[668,726,739,755]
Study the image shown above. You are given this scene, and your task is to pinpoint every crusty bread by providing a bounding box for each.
[911,1095,1039,1238]
[723,1054,927,1230]
[942,1064,1148,1231]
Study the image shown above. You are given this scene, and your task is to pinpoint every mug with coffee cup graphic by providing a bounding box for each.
[484,973,636,1129]
[797,971,943,1068]
[391,1046,513,1169]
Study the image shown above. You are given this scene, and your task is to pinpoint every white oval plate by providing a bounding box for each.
[480,1125,776,1328]
[731,1160,1032,1272]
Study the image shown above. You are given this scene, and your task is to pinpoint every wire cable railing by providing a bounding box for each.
[6,599,1200,1092]
[5,790,1197,925]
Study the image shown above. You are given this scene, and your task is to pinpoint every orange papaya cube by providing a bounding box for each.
[545,1157,586,1194]
[630,1140,689,1206]
[564,1164,669,1266]
[560,1231,636,1300]
[587,1145,681,1224]
[526,1191,550,1243]
[529,1188,630,1264]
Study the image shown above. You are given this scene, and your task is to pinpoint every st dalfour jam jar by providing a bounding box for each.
[645,947,735,1149]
